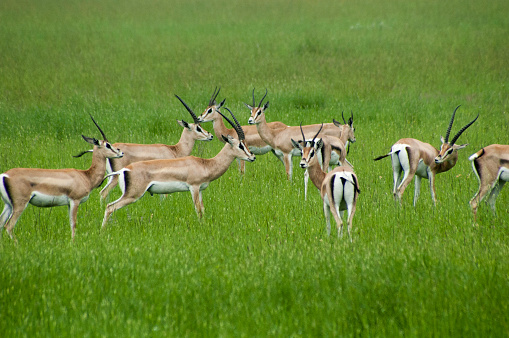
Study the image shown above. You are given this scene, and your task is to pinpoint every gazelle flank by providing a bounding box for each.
[374,106,479,206]
[101,107,255,228]
[291,124,360,241]
[469,144,509,221]
[0,115,123,242]
[197,87,287,174]
[100,94,213,200]
[246,89,356,180]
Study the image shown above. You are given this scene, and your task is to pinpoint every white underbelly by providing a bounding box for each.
[29,192,89,207]
[415,159,429,178]
[147,181,189,194]
[249,145,272,155]
[499,167,509,181]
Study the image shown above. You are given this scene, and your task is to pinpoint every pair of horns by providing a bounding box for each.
[249,88,268,108]
[300,122,323,145]
[209,86,221,106]
[444,105,479,145]
[89,113,108,141]
[174,95,201,124]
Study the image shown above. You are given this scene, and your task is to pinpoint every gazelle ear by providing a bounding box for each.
[291,138,302,150]
[244,103,253,110]
[316,138,324,150]
[263,101,270,110]
[333,119,341,127]
[218,98,226,108]
[222,135,233,145]
[454,143,469,150]
[440,135,445,144]
[82,135,100,146]
[177,119,191,130]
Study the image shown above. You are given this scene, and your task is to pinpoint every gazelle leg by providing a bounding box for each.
[487,180,505,216]
[344,182,356,242]
[284,154,294,180]
[304,169,309,201]
[100,175,119,202]
[323,201,331,236]
[391,153,402,198]
[68,200,80,240]
[413,176,421,207]
[469,182,492,222]
[4,200,30,242]
[237,158,246,174]
[0,204,13,230]
[427,169,437,206]
[102,196,137,229]
[190,186,204,218]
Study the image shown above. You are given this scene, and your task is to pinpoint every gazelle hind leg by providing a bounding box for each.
[100,175,119,202]
[323,200,331,236]
[304,169,309,201]
[487,180,505,216]
[0,204,13,230]
[102,196,137,229]
[4,200,30,242]
[413,176,421,207]
[344,182,357,242]
[391,153,403,200]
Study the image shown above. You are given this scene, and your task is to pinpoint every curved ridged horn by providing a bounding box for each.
[449,113,479,146]
[342,111,346,124]
[349,111,354,125]
[252,88,256,107]
[220,107,245,141]
[444,105,461,143]
[175,94,200,124]
[258,88,268,108]
[209,87,220,106]
[312,123,323,143]
[89,113,108,141]
[299,122,306,143]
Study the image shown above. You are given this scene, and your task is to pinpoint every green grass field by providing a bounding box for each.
[1,0,508,336]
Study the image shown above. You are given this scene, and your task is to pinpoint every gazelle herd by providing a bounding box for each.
[1,88,507,242]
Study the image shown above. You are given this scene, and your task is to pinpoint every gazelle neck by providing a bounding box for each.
[212,114,233,138]
[202,144,239,181]
[307,161,327,190]
[84,148,109,188]
[255,114,276,147]
[174,129,196,156]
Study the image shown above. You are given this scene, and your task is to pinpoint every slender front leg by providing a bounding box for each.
[413,176,422,207]
[190,186,203,218]
[284,153,293,180]
[428,170,436,206]
[304,169,309,201]
[68,200,80,240]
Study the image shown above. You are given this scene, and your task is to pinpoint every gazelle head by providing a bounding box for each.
[197,86,226,123]
[291,123,324,169]
[75,114,124,159]
[435,105,479,164]
[246,88,269,125]
[175,94,214,141]
[220,107,256,162]
[333,111,356,144]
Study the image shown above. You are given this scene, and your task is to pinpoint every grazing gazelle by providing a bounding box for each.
[197,87,287,173]
[101,107,255,228]
[0,115,123,241]
[246,89,356,180]
[292,125,360,241]
[374,106,478,206]
[468,144,509,221]
[100,95,213,200]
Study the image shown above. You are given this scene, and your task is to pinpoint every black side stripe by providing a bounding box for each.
[124,171,130,193]
[2,175,13,205]
[473,159,482,181]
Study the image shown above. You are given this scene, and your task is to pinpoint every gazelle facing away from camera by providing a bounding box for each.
[374,106,478,206]
[100,95,213,200]
[197,87,287,173]
[469,144,509,222]
[101,107,255,228]
[246,89,356,180]
[0,115,123,242]
[292,124,360,241]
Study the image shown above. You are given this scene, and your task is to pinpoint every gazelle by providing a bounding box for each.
[469,144,509,221]
[0,115,123,241]
[373,106,478,206]
[291,125,360,241]
[246,89,356,180]
[197,87,287,173]
[99,95,213,200]
[101,107,255,228]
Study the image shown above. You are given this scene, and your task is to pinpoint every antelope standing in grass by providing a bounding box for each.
[374,106,478,206]
[0,115,123,241]
[469,144,509,221]
[246,89,356,180]
[197,87,287,173]
[101,108,255,228]
[292,125,360,241]
[100,95,213,200]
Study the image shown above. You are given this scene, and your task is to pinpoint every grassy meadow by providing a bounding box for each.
[1,0,509,336]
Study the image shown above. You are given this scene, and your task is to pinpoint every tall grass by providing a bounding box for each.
[1,0,508,336]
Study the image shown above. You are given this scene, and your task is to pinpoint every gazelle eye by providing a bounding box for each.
[239,143,244,151]
[196,126,202,132]
[106,143,112,149]
[256,110,261,116]
[310,150,314,158]
[207,109,212,114]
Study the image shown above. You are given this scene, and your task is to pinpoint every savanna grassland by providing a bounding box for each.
[1,0,508,336]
